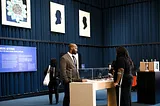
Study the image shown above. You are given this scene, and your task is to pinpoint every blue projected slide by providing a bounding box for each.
[0,45,37,73]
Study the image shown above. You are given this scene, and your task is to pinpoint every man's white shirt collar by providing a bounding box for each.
[67,52,79,69]
[67,52,74,59]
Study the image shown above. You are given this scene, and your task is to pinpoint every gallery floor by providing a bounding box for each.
[0,90,159,106]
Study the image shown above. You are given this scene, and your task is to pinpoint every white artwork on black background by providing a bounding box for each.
[79,10,90,37]
[50,2,65,33]
[1,0,31,28]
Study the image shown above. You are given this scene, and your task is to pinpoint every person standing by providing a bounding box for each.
[60,43,87,106]
[113,46,133,106]
[44,58,59,104]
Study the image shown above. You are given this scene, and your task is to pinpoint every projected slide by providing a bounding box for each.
[0,45,37,72]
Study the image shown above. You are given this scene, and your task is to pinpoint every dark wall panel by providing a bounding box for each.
[103,0,159,45]
[3,0,159,98]
[104,44,160,71]
[103,0,160,69]
[0,0,103,97]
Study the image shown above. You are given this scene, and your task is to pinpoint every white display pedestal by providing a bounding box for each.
[70,80,117,106]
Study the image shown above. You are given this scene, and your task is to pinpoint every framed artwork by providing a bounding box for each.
[1,0,31,28]
[79,10,90,37]
[50,2,65,33]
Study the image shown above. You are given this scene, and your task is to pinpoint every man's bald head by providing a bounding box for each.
[68,43,78,54]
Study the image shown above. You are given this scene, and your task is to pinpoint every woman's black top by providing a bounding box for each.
[114,57,133,87]
[44,66,59,84]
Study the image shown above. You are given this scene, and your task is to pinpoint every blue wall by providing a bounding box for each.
[0,0,103,97]
[103,0,160,68]
[1,0,160,98]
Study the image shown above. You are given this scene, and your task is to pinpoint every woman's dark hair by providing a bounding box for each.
[116,46,129,58]
[50,58,57,67]
[116,46,133,67]
[111,60,116,68]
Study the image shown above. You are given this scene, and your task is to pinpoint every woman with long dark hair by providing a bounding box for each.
[114,46,133,106]
[44,58,59,104]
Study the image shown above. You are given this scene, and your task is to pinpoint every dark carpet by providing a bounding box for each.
[0,90,159,106]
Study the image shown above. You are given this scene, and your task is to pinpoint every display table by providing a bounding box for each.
[137,72,160,104]
[70,79,117,106]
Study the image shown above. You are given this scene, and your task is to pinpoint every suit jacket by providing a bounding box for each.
[60,53,82,83]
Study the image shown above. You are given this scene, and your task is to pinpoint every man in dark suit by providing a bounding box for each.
[60,43,87,106]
